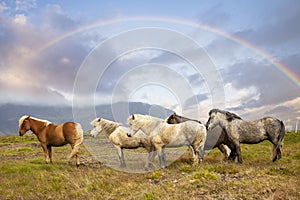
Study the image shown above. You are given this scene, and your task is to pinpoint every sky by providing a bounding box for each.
[0,0,300,129]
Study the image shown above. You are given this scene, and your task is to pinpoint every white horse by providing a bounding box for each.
[127,114,207,168]
[90,118,152,168]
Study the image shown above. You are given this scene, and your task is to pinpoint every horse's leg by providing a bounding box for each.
[162,147,167,167]
[116,146,126,168]
[271,141,282,162]
[225,142,237,162]
[156,145,165,168]
[233,141,243,164]
[228,150,237,161]
[147,145,156,170]
[47,145,53,164]
[218,144,230,161]
[270,134,284,162]
[189,146,196,158]
[68,140,82,167]
[196,138,206,164]
[190,145,199,166]
[41,143,50,164]
[199,147,205,163]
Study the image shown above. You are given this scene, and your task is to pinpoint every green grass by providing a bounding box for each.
[0,132,299,199]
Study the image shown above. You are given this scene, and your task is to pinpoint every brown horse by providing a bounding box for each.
[166,113,231,160]
[18,116,83,166]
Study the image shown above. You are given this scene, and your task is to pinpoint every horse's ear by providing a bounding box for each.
[132,114,135,120]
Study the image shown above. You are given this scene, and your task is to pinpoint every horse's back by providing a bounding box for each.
[45,122,82,146]
[180,121,206,133]
[233,117,283,144]
[159,121,206,146]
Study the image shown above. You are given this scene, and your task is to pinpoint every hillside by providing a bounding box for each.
[0,131,299,199]
[0,102,173,135]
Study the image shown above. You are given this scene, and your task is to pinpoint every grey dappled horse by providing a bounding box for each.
[206,109,285,164]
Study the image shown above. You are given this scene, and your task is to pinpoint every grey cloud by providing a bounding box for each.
[223,58,299,110]
[183,93,208,109]
[265,106,294,116]
[43,4,79,31]
[197,3,231,27]
[228,2,300,49]
[0,6,97,106]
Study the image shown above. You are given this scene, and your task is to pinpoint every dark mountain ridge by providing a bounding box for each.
[0,102,173,135]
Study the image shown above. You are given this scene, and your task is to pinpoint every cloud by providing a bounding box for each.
[43,4,78,31]
[0,5,93,106]
[0,2,9,12]
[0,0,299,123]
[16,0,37,12]
[197,2,231,27]
[243,7,300,47]
[13,13,27,25]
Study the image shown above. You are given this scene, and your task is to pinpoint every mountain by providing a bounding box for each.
[0,102,173,135]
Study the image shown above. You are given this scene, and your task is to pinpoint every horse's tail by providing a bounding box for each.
[273,120,285,162]
[69,123,84,160]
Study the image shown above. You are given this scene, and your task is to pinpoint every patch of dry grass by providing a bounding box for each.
[0,132,299,199]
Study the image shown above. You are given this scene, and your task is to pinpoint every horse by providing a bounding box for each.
[206,109,285,164]
[166,113,231,160]
[90,118,153,168]
[18,116,83,166]
[127,114,207,168]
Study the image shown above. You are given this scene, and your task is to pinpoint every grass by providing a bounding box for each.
[0,132,300,199]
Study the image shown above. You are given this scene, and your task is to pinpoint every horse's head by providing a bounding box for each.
[18,116,31,136]
[206,109,242,130]
[166,113,178,124]
[206,109,222,130]
[127,114,141,137]
[90,118,102,137]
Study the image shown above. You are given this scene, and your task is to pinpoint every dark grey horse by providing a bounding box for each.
[166,113,231,160]
[206,109,285,164]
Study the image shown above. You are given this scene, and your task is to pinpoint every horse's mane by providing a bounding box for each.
[136,114,163,122]
[19,115,52,127]
[99,118,121,135]
[165,113,201,124]
[209,109,242,120]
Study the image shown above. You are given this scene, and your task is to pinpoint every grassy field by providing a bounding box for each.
[0,132,299,200]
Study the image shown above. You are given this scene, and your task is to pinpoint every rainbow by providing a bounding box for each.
[38,16,300,88]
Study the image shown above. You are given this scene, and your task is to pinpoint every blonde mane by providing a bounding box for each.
[134,114,163,127]
[19,115,52,127]
[100,119,121,135]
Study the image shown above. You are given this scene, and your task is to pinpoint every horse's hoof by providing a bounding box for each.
[120,164,126,168]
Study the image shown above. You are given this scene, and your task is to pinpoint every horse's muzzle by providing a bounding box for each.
[19,132,24,136]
